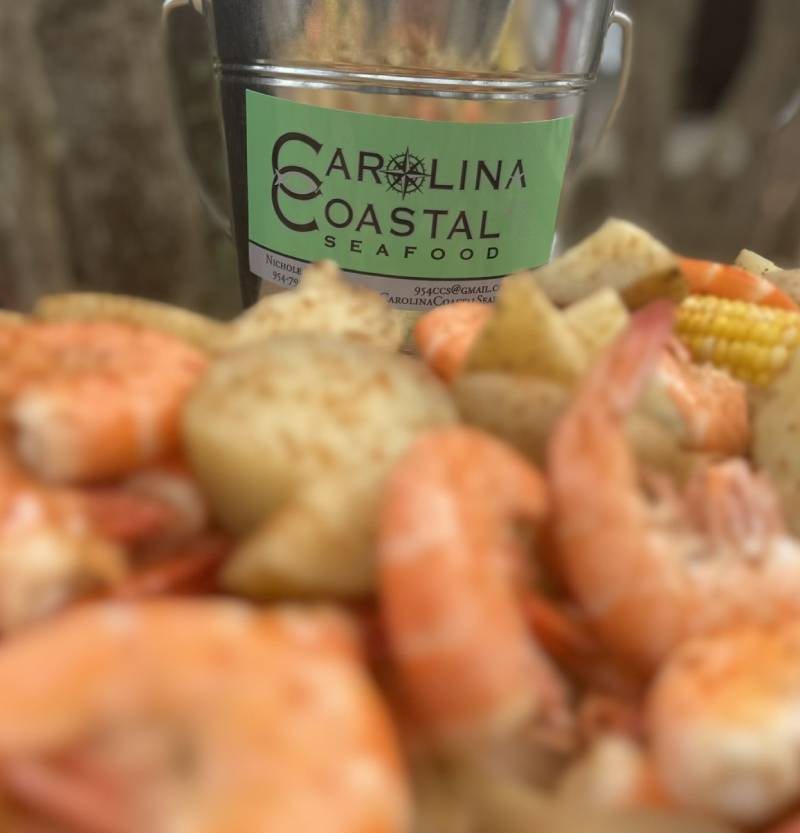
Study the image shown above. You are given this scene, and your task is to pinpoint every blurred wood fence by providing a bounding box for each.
[1,0,799,314]
[565,0,800,263]
[0,0,237,314]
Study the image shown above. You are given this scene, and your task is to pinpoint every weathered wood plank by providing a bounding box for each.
[33,0,237,314]
[0,1,72,310]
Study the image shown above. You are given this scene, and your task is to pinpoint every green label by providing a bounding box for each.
[246,91,573,308]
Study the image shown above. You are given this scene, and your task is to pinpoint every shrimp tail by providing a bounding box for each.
[79,489,181,545]
[581,301,676,418]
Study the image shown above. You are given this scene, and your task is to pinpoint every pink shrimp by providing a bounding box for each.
[548,302,800,673]
[647,620,800,826]
[521,592,643,697]
[0,601,411,833]
[648,339,750,454]
[112,533,231,599]
[0,322,206,483]
[78,487,187,547]
[413,303,492,383]
[413,300,749,454]
[0,478,126,631]
[378,426,568,743]
[680,257,798,310]
[0,441,213,629]
[110,460,209,546]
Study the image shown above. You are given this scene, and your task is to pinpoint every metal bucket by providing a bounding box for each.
[164,0,632,309]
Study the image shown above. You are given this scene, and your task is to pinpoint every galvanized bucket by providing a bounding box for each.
[164,0,632,309]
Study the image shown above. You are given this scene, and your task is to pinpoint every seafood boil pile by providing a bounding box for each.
[4,220,800,832]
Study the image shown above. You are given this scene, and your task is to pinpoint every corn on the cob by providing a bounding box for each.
[677,295,800,386]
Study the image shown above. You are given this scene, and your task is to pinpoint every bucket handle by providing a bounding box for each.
[572,8,633,171]
[598,10,634,149]
[162,0,233,236]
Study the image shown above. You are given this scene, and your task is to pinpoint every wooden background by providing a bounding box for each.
[1,0,799,316]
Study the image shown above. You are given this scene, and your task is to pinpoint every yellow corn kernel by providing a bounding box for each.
[677,295,800,386]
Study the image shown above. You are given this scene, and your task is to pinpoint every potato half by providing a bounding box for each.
[563,288,630,358]
[183,334,457,598]
[464,274,587,384]
[532,219,679,307]
[227,260,404,352]
[734,247,800,306]
[734,249,780,275]
[454,373,566,466]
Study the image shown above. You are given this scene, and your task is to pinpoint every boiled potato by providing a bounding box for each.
[225,475,379,598]
[396,308,422,354]
[557,735,646,808]
[735,248,779,275]
[563,288,629,357]
[532,219,679,307]
[629,412,713,486]
[227,260,404,352]
[454,373,566,466]
[184,334,457,597]
[412,756,478,833]
[467,771,735,833]
[464,274,586,384]
[733,249,800,304]
[753,348,800,537]
[33,292,229,352]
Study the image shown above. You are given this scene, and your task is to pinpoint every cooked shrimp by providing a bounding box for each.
[647,620,800,826]
[522,592,643,697]
[649,340,750,455]
[680,257,798,310]
[113,533,230,599]
[0,322,206,483]
[0,518,124,632]
[78,486,189,547]
[0,479,127,631]
[0,601,411,833]
[413,303,492,382]
[0,443,210,628]
[379,426,568,743]
[414,299,748,455]
[549,301,800,672]
[114,461,208,546]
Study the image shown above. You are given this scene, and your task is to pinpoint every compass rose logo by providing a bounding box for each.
[380,149,430,199]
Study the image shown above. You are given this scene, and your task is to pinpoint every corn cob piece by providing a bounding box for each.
[677,295,800,386]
